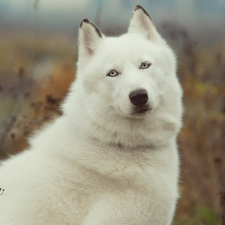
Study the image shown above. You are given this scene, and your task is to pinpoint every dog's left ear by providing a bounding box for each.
[128,5,164,44]
[78,18,103,57]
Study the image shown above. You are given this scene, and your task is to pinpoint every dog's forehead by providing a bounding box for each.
[98,34,166,62]
[106,34,149,51]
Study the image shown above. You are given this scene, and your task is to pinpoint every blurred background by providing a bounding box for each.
[0,0,224,224]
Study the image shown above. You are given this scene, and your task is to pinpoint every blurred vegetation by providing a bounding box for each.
[0,23,224,224]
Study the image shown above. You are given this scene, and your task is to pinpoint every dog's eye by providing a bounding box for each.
[107,70,119,77]
[140,62,151,69]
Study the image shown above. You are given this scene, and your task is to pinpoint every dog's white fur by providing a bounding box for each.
[0,5,183,225]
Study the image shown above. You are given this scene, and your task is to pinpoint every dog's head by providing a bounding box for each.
[75,5,181,118]
[63,5,183,147]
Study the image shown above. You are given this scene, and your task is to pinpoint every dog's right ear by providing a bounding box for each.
[128,5,165,44]
[78,19,103,58]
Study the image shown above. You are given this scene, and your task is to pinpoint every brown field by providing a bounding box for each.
[0,26,224,224]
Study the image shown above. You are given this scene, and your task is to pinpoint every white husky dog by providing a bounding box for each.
[0,5,183,225]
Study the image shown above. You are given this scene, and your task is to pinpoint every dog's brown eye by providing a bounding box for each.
[107,70,119,77]
[140,62,151,69]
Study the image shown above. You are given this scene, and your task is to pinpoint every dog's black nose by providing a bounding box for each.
[129,89,148,107]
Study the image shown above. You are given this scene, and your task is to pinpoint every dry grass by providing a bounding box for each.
[0,27,224,224]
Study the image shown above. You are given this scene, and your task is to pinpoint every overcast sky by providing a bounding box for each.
[0,0,224,42]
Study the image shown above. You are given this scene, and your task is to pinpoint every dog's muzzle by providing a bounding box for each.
[129,89,150,114]
[129,89,148,107]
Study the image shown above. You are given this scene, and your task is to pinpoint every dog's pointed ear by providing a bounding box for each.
[78,19,103,57]
[128,5,164,43]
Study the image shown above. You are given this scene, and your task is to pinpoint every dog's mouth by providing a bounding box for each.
[137,108,148,113]
[133,105,151,115]
[117,105,152,119]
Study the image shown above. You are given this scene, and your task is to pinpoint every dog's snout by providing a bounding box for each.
[129,89,148,107]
